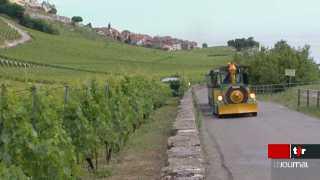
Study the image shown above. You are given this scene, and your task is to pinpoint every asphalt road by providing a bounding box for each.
[193,86,320,180]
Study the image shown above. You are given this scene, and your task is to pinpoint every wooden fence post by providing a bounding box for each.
[31,86,37,129]
[317,91,320,108]
[307,89,310,107]
[64,85,69,105]
[297,89,301,108]
[105,83,109,99]
[86,86,89,97]
[0,84,5,118]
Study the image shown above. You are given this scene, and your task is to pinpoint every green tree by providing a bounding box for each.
[227,37,259,51]
[202,43,208,48]
[235,40,319,84]
[71,16,83,24]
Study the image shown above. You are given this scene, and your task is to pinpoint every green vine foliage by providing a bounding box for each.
[0,90,78,179]
[0,75,171,179]
[0,164,28,180]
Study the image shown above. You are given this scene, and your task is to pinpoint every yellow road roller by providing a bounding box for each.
[206,63,258,117]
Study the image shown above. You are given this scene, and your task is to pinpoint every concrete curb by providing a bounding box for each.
[161,90,205,180]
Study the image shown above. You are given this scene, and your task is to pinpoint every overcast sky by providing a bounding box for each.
[51,0,320,61]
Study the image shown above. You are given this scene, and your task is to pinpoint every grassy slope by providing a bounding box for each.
[0,17,21,46]
[0,17,234,83]
[260,84,320,118]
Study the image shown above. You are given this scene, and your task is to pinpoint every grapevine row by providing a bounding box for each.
[0,55,110,75]
[0,19,21,43]
[0,76,171,179]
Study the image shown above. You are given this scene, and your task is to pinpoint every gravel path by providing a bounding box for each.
[193,85,320,180]
[0,17,31,48]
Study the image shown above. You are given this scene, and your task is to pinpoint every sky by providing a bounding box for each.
[51,0,320,62]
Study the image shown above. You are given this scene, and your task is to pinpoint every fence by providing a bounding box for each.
[251,81,320,95]
[251,81,320,109]
[297,89,320,108]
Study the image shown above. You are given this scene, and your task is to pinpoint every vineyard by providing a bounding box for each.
[0,76,174,179]
[0,55,111,84]
[0,15,230,179]
[0,18,21,46]
[0,15,234,82]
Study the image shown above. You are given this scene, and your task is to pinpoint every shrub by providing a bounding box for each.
[20,16,59,35]
[168,77,188,97]
[0,1,25,19]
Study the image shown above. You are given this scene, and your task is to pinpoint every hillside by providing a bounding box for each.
[0,17,21,47]
[0,16,235,83]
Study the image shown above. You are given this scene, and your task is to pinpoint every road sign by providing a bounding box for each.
[285,69,296,77]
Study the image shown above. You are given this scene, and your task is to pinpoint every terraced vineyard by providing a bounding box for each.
[0,18,21,46]
[0,16,235,84]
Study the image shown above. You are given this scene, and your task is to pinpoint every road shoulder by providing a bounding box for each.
[192,85,233,180]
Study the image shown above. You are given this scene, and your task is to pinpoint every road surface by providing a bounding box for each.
[193,85,320,180]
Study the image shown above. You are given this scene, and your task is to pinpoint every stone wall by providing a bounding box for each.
[161,90,205,180]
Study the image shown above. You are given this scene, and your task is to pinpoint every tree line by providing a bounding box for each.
[227,37,259,51]
[234,40,319,85]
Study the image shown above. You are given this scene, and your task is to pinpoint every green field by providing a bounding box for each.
[0,17,21,46]
[0,16,234,84]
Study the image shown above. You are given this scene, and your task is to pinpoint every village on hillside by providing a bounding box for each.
[9,0,56,13]
[95,25,198,51]
[9,0,199,51]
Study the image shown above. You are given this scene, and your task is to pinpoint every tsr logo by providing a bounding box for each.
[293,146,306,158]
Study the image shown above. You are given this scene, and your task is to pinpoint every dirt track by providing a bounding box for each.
[0,17,31,48]
[193,85,320,180]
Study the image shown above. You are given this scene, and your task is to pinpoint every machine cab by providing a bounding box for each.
[206,63,258,117]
